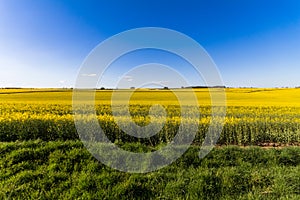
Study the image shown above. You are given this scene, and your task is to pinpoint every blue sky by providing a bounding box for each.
[0,0,300,88]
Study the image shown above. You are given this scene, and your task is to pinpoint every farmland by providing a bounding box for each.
[1,88,300,199]
[1,88,300,145]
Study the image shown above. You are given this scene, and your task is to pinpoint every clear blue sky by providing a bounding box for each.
[1,0,300,88]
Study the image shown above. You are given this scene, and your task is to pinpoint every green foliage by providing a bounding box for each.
[0,141,300,199]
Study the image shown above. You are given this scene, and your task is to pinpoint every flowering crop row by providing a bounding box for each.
[1,103,299,145]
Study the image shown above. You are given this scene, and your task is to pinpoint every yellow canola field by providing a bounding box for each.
[0,88,300,145]
[1,88,300,106]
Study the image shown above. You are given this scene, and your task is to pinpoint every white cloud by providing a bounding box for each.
[152,80,170,86]
[81,73,97,77]
[122,75,133,82]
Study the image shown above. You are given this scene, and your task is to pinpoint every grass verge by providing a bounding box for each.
[1,140,300,199]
